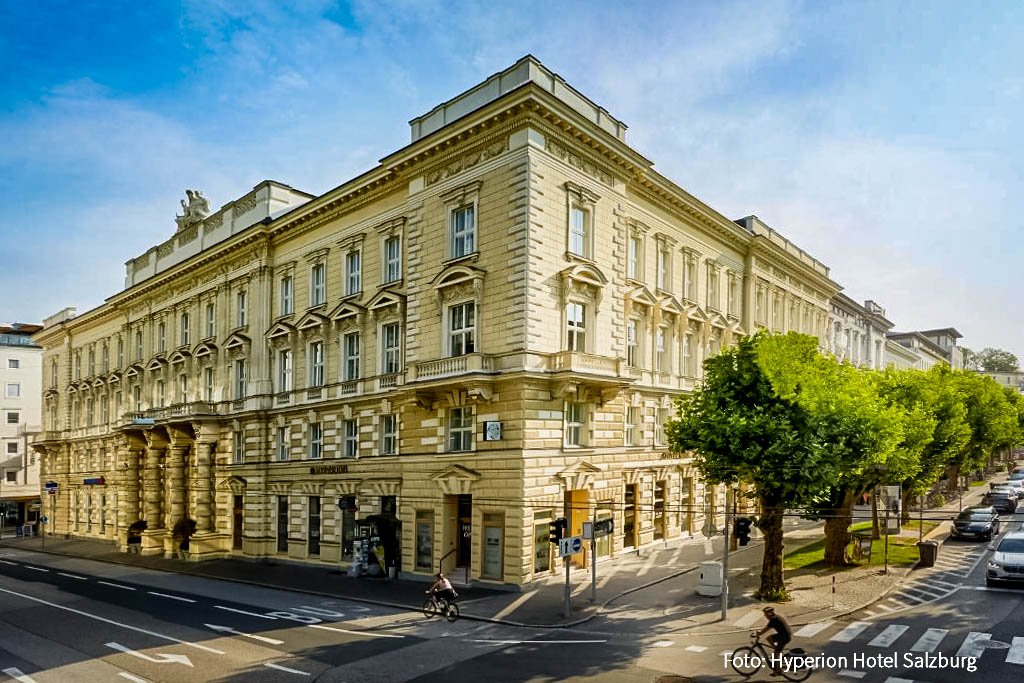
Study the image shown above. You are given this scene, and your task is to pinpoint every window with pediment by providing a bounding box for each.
[309,341,325,387]
[654,234,675,293]
[381,322,401,374]
[706,262,721,311]
[206,302,216,338]
[565,181,599,261]
[343,332,360,381]
[682,250,699,302]
[441,181,481,261]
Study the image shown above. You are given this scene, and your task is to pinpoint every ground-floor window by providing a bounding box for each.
[680,477,693,534]
[308,497,321,556]
[86,493,92,533]
[99,494,106,534]
[595,504,613,558]
[482,513,504,580]
[533,510,553,572]
[653,481,666,541]
[277,496,288,552]
[623,484,637,548]
[340,507,356,560]
[415,510,433,570]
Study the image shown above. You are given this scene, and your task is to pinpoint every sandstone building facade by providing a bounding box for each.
[32,57,837,587]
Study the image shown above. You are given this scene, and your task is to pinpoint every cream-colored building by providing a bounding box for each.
[886,328,963,370]
[827,296,893,369]
[976,370,1024,394]
[33,56,837,588]
[1,323,44,527]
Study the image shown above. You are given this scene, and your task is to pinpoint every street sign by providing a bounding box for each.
[558,535,583,557]
[44,481,58,489]
[593,518,614,537]
[47,489,56,495]
[582,521,592,540]
[39,516,48,524]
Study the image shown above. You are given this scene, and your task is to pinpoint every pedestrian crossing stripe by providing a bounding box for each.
[868,624,909,648]
[830,622,871,643]
[795,620,835,637]
[910,628,947,653]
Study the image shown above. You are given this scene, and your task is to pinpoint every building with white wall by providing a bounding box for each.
[1,323,44,527]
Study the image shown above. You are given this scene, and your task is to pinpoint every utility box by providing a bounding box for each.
[917,541,938,568]
[698,560,723,596]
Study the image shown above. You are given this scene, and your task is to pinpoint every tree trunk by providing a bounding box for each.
[757,496,787,600]
[945,465,960,495]
[871,489,880,540]
[823,490,856,567]
[900,489,914,525]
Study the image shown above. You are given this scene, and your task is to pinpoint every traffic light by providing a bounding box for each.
[549,517,567,544]
[734,517,752,546]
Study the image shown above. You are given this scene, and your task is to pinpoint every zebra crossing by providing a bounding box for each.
[790,618,1024,680]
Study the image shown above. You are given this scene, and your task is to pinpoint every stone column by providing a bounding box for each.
[165,433,190,530]
[117,436,144,534]
[142,431,167,528]
[193,441,216,532]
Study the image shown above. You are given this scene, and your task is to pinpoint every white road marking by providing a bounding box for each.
[106,642,193,667]
[860,610,878,619]
[57,572,87,580]
[491,589,538,621]
[831,622,871,643]
[0,560,18,566]
[264,663,309,676]
[955,631,991,659]
[147,591,195,603]
[214,605,277,619]
[874,602,896,612]
[0,587,223,654]
[733,610,762,628]
[97,581,136,591]
[652,640,673,647]
[685,645,707,653]
[308,624,404,639]
[637,551,659,577]
[293,606,346,618]
[901,586,946,598]
[24,566,48,573]
[2,668,39,683]
[926,578,959,588]
[205,623,285,645]
[838,670,866,679]
[116,674,148,683]
[467,639,607,644]
[795,620,835,637]
[884,678,915,683]
[869,624,909,648]
[1006,636,1024,665]
[910,628,948,653]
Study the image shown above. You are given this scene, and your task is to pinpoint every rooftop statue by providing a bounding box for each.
[175,189,211,231]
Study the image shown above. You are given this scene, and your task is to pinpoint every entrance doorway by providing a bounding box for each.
[232,495,243,550]
[565,488,590,568]
[457,494,472,569]
[623,484,638,550]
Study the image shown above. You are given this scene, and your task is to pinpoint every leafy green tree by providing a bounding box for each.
[946,371,1018,491]
[667,332,843,599]
[975,347,1020,372]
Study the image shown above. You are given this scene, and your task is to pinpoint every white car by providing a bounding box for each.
[987,531,1024,587]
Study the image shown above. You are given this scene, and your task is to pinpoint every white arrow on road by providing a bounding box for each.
[105,642,194,667]
[204,623,285,645]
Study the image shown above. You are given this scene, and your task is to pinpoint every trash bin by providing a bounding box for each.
[698,561,723,596]
[917,541,938,568]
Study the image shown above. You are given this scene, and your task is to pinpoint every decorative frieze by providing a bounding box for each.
[545,138,614,185]
[424,138,507,186]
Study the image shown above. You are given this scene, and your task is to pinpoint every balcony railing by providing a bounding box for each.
[377,373,401,390]
[339,381,360,396]
[548,351,638,379]
[411,353,494,381]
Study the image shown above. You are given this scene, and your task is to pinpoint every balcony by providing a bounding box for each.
[377,373,401,391]
[339,380,361,396]
[410,353,495,381]
[547,351,635,379]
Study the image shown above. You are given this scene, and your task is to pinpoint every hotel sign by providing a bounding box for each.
[309,464,350,475]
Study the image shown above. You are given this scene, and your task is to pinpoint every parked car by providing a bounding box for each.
[983,490,1019,514]
[987,531,1024,586]
[1009,470,1024,483]
[995,480,1024,497]
[951,506,1001,541]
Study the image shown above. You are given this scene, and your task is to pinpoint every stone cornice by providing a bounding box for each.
[749,238,840,301]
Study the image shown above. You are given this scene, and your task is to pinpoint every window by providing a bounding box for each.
[155,380,165,408]
[416,510,434,570]
[565,402,585,446]
[448,302,475,356]
[204,367,214,402]
[655,407,668,446]
[345,251,361,296]
[278,350,293,392]
[237,291,247,327]
[448,406,473,452]
[450,204,475,258]
[384,236,401,283]
[657,247,669,290]
[86,398,94,426]
[309,422,323,459]
[772,293,782,330]
[135,331,143,361]
[6,382,21,398]
[5,359,17,369]
[88,349,95,375]
[381,323,400,374]
[655,328,667,372]
[683,333,696,376]
[280,275,293,315]
[566,303,586,352]
[728,275,739,317]
[534,513,552,572]
[310,264,326,305]
[626,407,640,446]
[133,386,142,412]
[380,414,397,455]
[626,320,639,368]
[569,206,588,257]
[101,395,109,423]
[48,403,56,430]
[684,253,698,301]
[6,412,18,424]
[116,339,123,368]
[654,481,666,540]
[115,391,122,417]
[707,264,720,310]
[6,442,17,454]
[277,426,289,461]
[206,303,215,338]
[343,332,360,381]
[5,472,14,483]
[277,497,289,552]
[74,352,81,378]
[233,431,244,463]
[178,374,188,403]
[628,236,641,280]
[344,419,358,458]
[234,359,247,399]
[157,322,166,352]
[51,359,58,387]
[101,346,109,372]
[309,341,325,387]
[181,313,190,346]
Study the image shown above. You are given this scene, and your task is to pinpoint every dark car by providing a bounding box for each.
[951,506,1000,540]
[982,490,1018,514]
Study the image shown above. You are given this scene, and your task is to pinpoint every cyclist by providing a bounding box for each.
[426,572,458,610]
[756,606,792,676]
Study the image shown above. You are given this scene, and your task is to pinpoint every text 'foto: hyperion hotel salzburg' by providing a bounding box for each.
[31,56,838,588]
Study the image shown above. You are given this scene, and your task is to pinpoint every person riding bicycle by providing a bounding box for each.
[756,606,792,676]
[426,572,458,608]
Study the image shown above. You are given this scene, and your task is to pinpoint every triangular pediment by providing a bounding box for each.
[328,300,365,322]
[626,285,658,308]
[684,304,709,322]
[366,289,406,311]
[43,387,59,398]
[557,459,602,491]
[431,263,485,290]
[124,364,143,378]
[558,459,603,477]
[223,332,250,350]
[266,321,296,340]
[429,464,481,495]
[106,371,121,384]
[561,263,608,288]
[146,356,167,372]
[218,475,248,494]
[296,310,328,331]
[66,383,78,393]
[658,294,685,316]
[168,350,190,364]
[91,377,105,388]
[193,341,217,357]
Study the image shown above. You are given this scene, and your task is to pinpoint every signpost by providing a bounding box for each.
[558,535,583,618]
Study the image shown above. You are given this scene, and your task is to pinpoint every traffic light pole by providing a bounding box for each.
[564,555,571,618]
[590,536,597,603]
[722,489,731,621]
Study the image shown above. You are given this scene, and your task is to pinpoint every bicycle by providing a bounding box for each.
[729,632,813,681]
[422,592,460,622]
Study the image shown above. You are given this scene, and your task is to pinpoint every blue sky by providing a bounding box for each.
[2,0,1022,358]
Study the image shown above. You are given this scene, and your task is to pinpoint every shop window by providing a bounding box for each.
[416,510,434,570]
[308,496,321,556]
[277,496,289,552]
[482,513,504,580]
[654,481,666,540]
[533,511,552,573]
